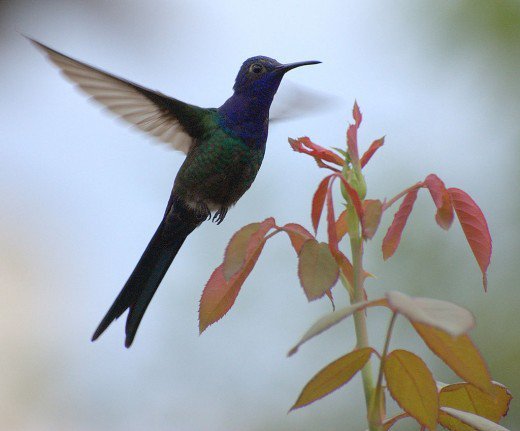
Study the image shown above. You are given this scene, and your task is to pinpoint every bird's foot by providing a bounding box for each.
[212,207,227,225]
[194,202,212,221]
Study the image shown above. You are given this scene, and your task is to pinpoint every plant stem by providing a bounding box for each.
[370,312,397,428]
[382,182,423,211]
[349,234,377,431]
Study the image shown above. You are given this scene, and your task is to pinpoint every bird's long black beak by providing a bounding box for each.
[275,60,321,74]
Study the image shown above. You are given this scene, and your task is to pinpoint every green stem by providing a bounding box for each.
[349,233,377,431]
[370,312,397,428]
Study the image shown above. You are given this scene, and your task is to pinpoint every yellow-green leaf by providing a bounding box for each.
[387,290,475,336]
[290,347,373,410]
[383,413,409,430]
[439,382,512,431]
[413,323,493,394]
[440,407,511,431]
[298,239,339,301]
[384,349,439,430]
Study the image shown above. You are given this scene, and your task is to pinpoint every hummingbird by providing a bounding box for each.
[29,37,320,347]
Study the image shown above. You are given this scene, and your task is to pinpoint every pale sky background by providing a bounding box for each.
[0,1,519,430]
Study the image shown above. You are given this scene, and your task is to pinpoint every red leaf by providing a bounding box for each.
[333,250,354,287]
[335,210,349,242]
[382,188,419,260]
[362,199,383,240]
[223,218,275,280]
[326,185,339,254]
[325,289,335,310]
[289,137,344,166]
[346,124,359,165]
[424,174,454,230]
[448,188,492,291]
[314,157,341,172]
[360,137,385,168]
[312,176,332,233]
[199,241,266,333]
[353,100,362,127]
[281,223,314,255]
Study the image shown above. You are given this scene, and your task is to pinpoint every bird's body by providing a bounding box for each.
[30,37,319,346]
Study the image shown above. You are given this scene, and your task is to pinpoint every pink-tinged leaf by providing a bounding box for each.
[333,250,354,287]
[448,188,492,291]
[335,174,364,220]
[353,100,362,127]
[299,137,345,166]
[282,223,314,255]
[382,188,419,260]
[360,136,385,168]
[199,241,266,333]
[386,290,475,337]
[223,218,275,280]
[325,289,335,309]
[335,210,349,242]
[288,137,344,166]
[326,186,339,253]
[362,199,383,240]
[288,298,388,356]
[290,347,374,410]
[424,174,454,230]
[298,240,339,301]
[314,157,341,172]
[312,176,332,233]
[346,124,359,165]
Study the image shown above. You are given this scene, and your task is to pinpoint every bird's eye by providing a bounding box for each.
[249,63,265,74]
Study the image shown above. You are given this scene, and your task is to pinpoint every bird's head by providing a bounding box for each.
[233,56,321,98]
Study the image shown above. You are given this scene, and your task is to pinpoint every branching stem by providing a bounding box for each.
[382,182,423,211]
[369,312,397,428]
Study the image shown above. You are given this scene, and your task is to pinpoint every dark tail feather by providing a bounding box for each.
[92,217,192,348]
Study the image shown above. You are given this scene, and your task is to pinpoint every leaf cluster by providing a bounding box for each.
[197,102,509,431]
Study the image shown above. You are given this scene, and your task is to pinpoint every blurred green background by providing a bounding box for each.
[0,1,518,430]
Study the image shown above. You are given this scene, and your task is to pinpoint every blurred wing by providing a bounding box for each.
[29,37,200,154]
[270,80,341,123]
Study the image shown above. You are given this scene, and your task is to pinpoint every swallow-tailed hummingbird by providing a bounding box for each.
[29,37,320,347]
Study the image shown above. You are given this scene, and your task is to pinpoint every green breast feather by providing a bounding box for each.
[173,112,265,209]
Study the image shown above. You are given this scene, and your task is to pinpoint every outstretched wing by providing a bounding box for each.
[269,80,340,123]
[29,37,208,154]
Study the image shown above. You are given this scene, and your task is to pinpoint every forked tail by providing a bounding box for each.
[92,201,203,347]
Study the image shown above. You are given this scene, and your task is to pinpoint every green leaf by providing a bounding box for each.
[290,347,373,410]
[298,240,339,301]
